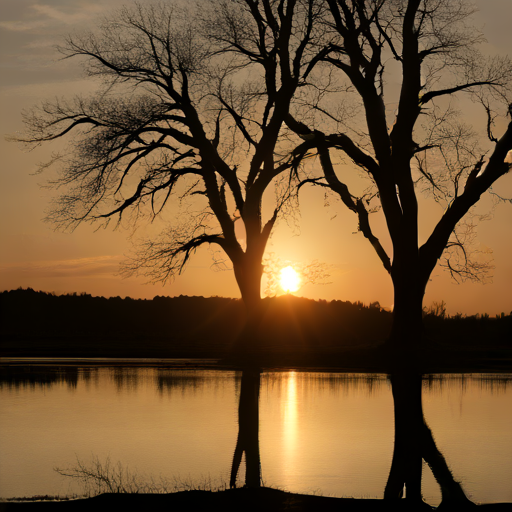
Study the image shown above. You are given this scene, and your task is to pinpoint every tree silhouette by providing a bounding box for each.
[288,0,512,351]
[15,0,327,348]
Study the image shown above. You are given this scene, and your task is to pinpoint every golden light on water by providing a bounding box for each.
[283,371,298,460]
[1,369,512,502]
[280,266,300,293]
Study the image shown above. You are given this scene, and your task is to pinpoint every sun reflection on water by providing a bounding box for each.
[283,371,298,466]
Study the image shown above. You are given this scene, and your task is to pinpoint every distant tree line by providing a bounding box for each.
[1,288,510,359]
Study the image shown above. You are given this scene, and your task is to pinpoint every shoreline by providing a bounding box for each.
[1,488,511,511]
[2,364,511,509]
[2,348,512,374]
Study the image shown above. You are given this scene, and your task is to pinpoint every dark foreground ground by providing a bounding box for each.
[1,489,511,512]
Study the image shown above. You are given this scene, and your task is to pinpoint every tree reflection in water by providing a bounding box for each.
[230,368,261,488]
[385,372,476,509]
[2,365,508,503]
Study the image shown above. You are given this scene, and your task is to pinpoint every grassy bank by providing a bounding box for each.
[2,488,512,511]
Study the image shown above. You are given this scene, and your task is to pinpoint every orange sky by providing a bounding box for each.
[1,0,511,316]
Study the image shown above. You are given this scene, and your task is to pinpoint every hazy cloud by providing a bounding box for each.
[0,255,123,279]
[32,3,103,25]
[0,20,48,32]
[0,2,102,32]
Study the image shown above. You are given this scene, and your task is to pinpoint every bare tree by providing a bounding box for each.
[15,0,327,348]
[15,1,332,491]
[288,0,512,351]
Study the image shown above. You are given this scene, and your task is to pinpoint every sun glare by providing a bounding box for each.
[280,266,300,293]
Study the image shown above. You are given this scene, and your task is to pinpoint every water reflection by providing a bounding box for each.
[0,364,511,503]
[385,373,476,508]
[283,372,298,465]
[155,369,238,394]
[2,366,509,394]
[423,373,512,394]
[0,366,240,393]
[112,367,140,391]
[230,369,261,488]
[0,366,87,390]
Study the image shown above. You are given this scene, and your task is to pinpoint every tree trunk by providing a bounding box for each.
[232,255,265,355]
[237,261,264,321]
[387,264,428,355]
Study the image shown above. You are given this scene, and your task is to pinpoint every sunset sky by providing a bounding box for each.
[1,0,511,316]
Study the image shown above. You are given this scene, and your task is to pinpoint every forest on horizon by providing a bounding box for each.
[1,288,510,359]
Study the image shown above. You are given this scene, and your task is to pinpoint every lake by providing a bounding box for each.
[0,360,511,506]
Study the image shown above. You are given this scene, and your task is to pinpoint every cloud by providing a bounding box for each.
[0,20,48,32]
[0,2,104,32]
[0,255,123,279]
[32,4,103,25]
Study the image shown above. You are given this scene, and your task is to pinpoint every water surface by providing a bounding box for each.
[0,363,511,505]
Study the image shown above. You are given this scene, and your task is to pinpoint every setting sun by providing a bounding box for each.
[280,266,301,293]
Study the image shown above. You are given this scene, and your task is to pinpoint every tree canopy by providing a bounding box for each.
[17,0,327,316]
